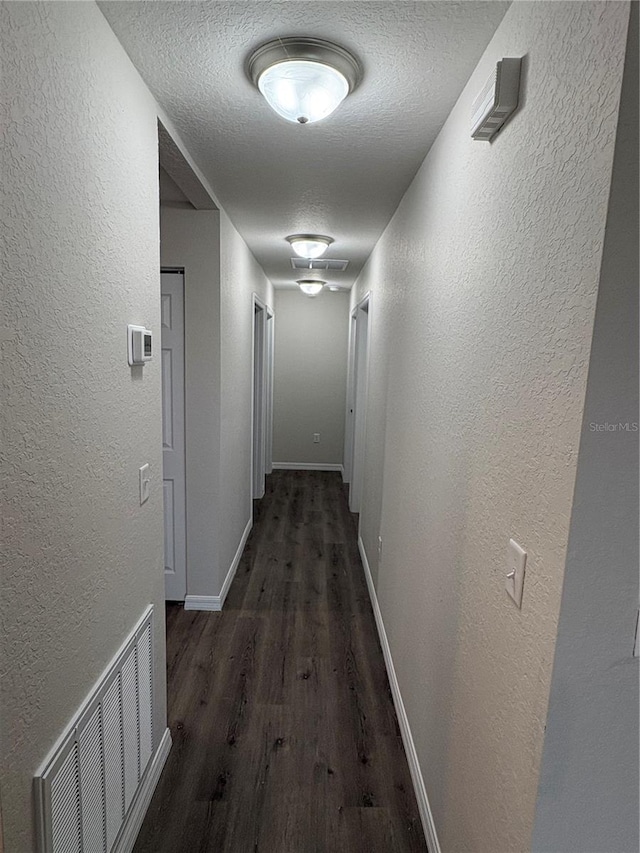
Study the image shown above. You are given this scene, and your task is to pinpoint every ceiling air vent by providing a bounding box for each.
[471,57,521,142]
[290,258,349,271]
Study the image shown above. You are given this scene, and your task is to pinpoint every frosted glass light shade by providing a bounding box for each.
[247,38,361,126]
[287,234,333,259]
[297,280,325,297]
[258,60,349,124]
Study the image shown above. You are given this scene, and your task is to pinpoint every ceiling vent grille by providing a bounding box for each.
[290,258,349,271]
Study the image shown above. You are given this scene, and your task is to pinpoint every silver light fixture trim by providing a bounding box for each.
[287,234,334,259]
[247,37,362,124]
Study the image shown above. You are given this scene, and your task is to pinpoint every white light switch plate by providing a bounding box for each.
[139,463,150,505]
[506,538,526,608]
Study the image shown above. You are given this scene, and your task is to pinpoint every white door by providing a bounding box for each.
[161,271,187,600]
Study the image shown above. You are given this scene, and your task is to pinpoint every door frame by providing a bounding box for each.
[346,291,371,515]
[265,308,275,475]
[251,294,273,503]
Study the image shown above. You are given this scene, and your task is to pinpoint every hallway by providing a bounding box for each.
[134,471,428,853]
[3,4,637,851]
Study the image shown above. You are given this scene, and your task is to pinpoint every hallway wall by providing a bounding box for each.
[348,2,631,850]
[273,289,349,467]
[1,3,167,849]
[220,214,274,575]
[1,3,276,846]
[160,206,222,597]
[160,205,274,600]
[532,7,639,849]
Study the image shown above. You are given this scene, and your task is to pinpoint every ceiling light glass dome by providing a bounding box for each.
[297,279,325,297]
[287,234,334,259]
[248,38,362,125]
[258,61,349,124]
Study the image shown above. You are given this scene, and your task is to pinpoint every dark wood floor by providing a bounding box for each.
[134,470,428,853]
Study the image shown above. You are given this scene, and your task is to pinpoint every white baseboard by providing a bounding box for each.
[358,537,442,853]
[183,595,221,611]
[113,726,172,853]
[184,517,252,612]
[219,516,252,607]
[272,462,344,473]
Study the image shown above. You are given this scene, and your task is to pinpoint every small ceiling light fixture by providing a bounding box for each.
[287,234,334,259]
[328,285,341,292]
[297,279,325,297]
[247,37,362,125]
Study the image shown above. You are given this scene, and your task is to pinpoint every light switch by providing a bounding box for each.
[505,538,526,608]
[313,433,320,443]
[139,463,150,505]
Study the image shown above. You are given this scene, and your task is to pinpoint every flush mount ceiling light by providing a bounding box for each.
[287,234,334,259]
[247,37,362,124]
[297,279,325,297]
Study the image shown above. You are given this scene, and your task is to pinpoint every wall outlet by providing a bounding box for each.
[313,433,320,443]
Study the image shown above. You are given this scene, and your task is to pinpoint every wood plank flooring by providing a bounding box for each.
[134,470,428,853]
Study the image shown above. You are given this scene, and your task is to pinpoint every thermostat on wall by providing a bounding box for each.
[128,324,153,365]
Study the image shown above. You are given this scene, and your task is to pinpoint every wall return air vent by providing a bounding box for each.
[471,57,521,141]
[34,607,155,853]
[290,258,349,271]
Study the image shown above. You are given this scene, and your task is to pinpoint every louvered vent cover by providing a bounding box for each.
[35,607,154,853]
[470,57,521,141]
[290,258,349,271]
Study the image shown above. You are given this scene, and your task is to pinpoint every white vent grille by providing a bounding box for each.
[35,607,154,853]
[471,57,521,141]
[50,746,81,853]
[290,257,349,271]
[79,707,104,852]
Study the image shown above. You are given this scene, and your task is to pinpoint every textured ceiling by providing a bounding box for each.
[99,1,510,288]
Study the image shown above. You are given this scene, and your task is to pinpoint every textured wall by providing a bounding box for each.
[533,7,639,849]
[349,2,630,850]
[273,290,349,466]
[160,206,222,597]
[219,212,274,576]
[1,3,167,850]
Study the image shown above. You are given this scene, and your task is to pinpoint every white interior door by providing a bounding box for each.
[349,296,370,514]
[161,270,186,600]
[252,299,266,500]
